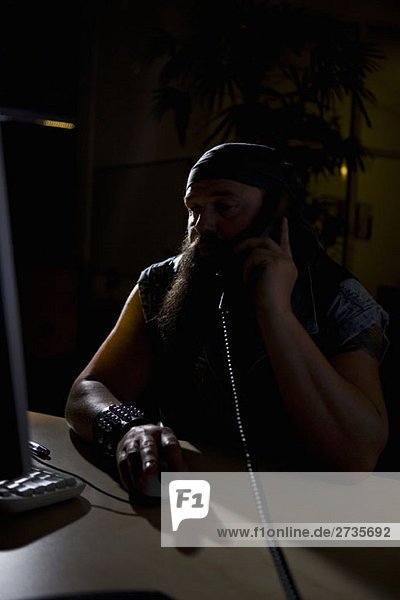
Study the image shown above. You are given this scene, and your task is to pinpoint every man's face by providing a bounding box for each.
[184,179,265,258]
[158,179,267,344]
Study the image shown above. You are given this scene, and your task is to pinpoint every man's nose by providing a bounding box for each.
[193,207,217,234]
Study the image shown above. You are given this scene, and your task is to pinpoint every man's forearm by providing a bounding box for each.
[65,379,125,442]
[257,308,387,470]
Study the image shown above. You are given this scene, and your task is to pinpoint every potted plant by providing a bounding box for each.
[138,0,383,260]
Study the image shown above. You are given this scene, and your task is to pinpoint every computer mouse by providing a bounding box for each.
[143,472,161,497]
[129,473,161,506]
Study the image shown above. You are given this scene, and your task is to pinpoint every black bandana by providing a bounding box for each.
[186,143,296,197]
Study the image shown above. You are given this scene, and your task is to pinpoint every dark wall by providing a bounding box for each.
[1,1,89,415]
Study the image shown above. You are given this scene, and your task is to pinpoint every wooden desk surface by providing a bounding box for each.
[0,412,399,600]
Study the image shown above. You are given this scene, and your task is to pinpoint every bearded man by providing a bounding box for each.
[65,143,389,497]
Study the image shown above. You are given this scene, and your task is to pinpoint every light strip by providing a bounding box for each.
[36,119,75,130]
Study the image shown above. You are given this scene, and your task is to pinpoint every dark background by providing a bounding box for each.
[1,0,399,464]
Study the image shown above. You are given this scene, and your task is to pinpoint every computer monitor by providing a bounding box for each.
[0,121,31,480]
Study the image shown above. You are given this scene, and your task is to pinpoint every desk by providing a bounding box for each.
[1,412,400,600]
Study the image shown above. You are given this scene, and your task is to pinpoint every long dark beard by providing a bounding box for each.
[156,236,224,353]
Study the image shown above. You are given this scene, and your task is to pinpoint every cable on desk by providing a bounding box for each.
[33,456,131,504]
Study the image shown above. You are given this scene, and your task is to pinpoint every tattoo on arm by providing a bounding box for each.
[338,325,384,360]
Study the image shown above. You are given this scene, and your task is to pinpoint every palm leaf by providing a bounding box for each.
[139,0,383,186]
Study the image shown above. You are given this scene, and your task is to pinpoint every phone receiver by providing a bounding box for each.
[215,214,288,308]
[243,203,286,243]
[258,218,281,242]
[257,216,302,263]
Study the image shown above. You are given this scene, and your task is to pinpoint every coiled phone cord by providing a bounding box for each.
[219,292,302,600]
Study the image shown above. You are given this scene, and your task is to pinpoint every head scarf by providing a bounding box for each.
[186,143,297,199]
[186,142,318,261]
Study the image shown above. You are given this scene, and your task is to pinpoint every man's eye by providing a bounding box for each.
[216,203,235,214]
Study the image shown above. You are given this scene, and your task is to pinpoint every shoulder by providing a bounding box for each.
[138,255,182,323]
[327,278,388,335]
[138,255,182,282]
[321,276,389,361]
[310,249,374,319]
[306,250,389,360]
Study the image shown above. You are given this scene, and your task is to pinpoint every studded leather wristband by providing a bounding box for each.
[93,403,151,457]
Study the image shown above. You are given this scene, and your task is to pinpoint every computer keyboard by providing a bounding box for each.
[0,467,86,513]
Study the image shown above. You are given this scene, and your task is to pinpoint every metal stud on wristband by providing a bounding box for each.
[93,403,150,457]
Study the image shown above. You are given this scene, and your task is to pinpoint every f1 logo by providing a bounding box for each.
[169,480,211,531]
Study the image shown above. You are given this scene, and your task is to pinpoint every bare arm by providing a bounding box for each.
[65,285,152,440]
[236,218,388,471]
[65,285,187,493]
[258,312,388,470]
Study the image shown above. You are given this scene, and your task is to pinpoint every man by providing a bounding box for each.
[65,143,389,496]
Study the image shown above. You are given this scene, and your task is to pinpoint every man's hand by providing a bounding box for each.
[234,217,298,316]
[116,424,188,495]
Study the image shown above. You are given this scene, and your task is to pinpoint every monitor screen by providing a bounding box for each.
[0,122,31,480]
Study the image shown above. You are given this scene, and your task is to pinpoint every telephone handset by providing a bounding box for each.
[215,215,285,316]
[257,215,282,243]
[250,211,318,267]
[236,194,290,249]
